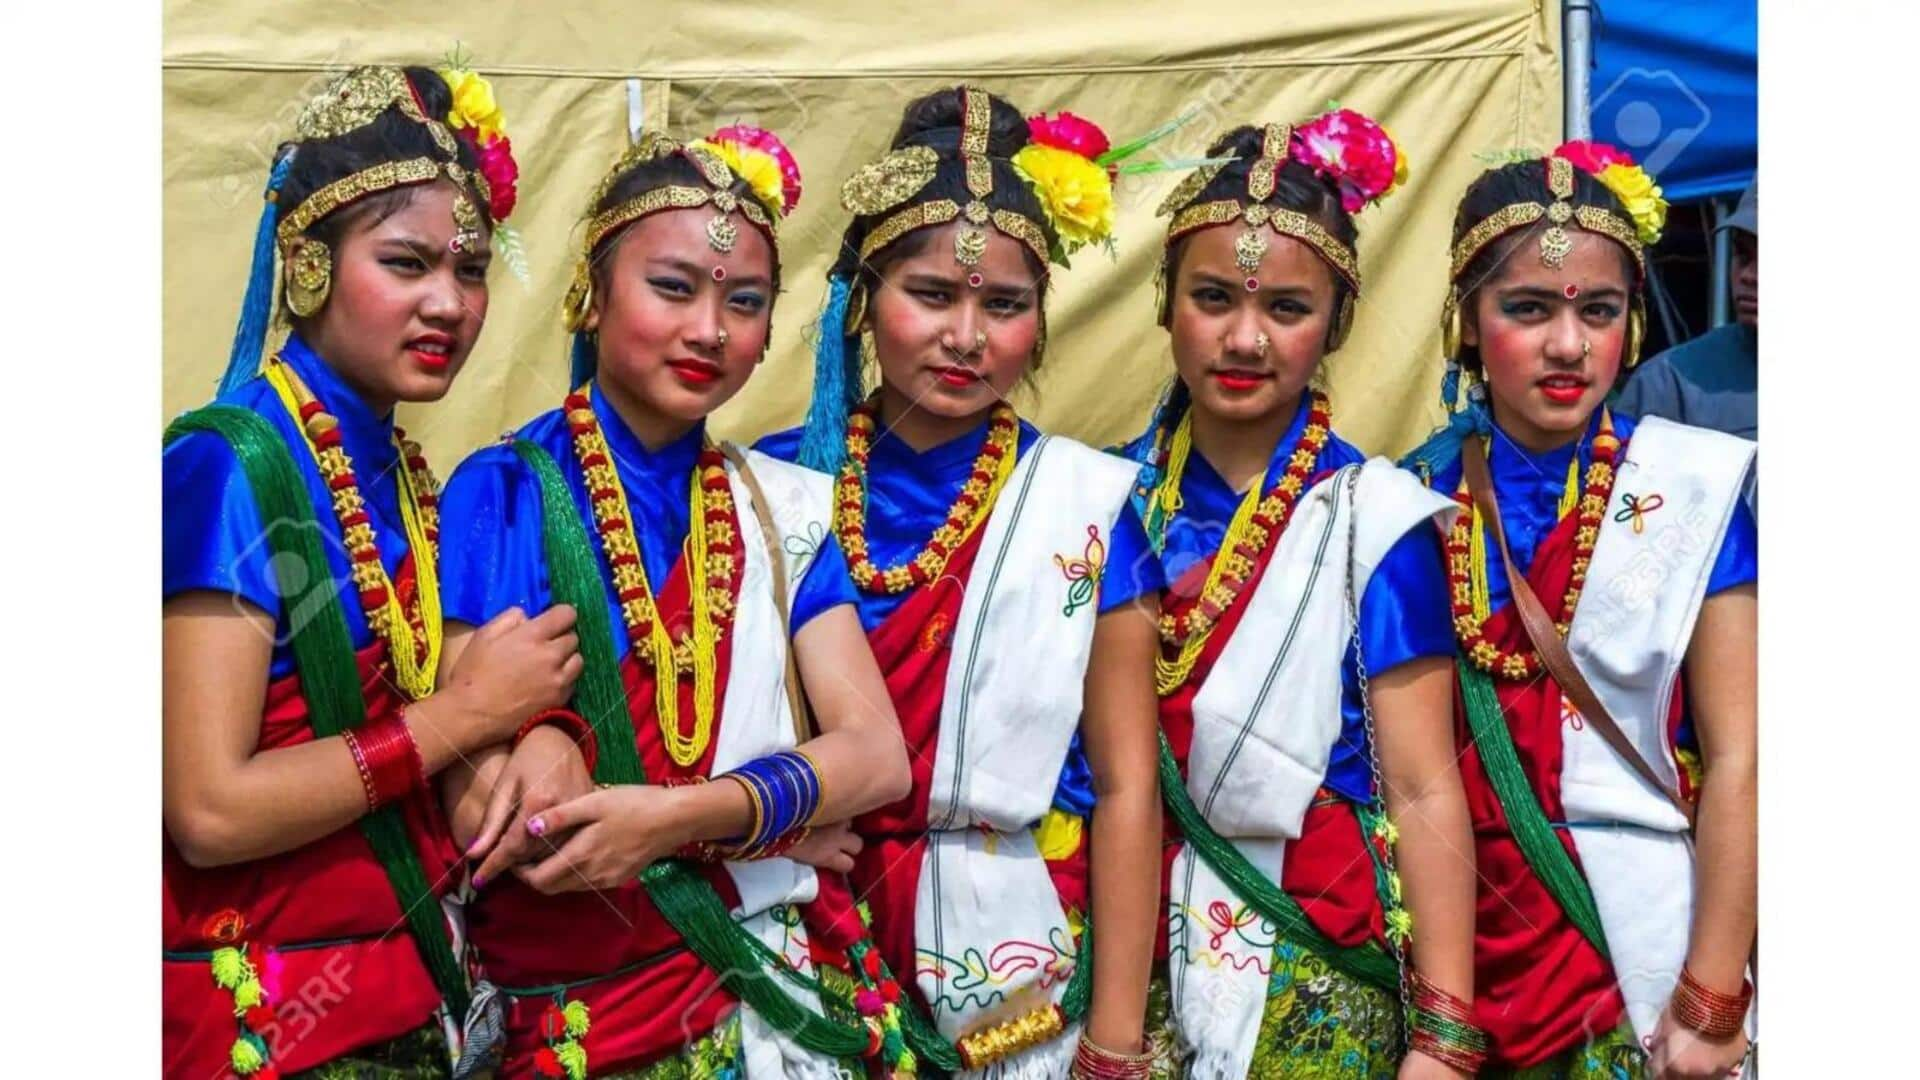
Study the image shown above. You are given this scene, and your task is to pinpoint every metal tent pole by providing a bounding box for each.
[1564,0,1597,139]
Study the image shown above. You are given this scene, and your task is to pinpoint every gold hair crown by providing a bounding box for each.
[1448,154,1645,285]
[277,67,492,255]
[1156,121,1362,291]
[840,87,1052,270]
[561,131,781,332]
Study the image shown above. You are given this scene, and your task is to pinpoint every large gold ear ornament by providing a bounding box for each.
[1326,292,1356,352]
[1625,299,1646,368]
[843,281,870,338]
[562,260,595,333]
[1440,291,1463,360]
[285,239,333,318]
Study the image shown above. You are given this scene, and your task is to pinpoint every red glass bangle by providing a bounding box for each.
[1070,1034,1152,1080]
[342,729,379,812]
[1670,966,1752,1039]
[348,712,424,810]
[513,708,599,774]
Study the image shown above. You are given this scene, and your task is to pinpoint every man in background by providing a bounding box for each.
[1618,177,1757,507]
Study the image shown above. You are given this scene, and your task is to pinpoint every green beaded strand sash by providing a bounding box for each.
[164,405,471,1017]
[1455,656,1610,957]
[1159,733,1401,991]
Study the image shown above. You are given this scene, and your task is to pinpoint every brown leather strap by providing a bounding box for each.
[1460,435,1695,828]
[720,444,816,742]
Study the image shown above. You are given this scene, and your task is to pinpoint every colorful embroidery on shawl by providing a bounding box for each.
[917,925,1081,1014]
[1051,522,1107,617]
[1164,901,1279,976]
[1613,491,1665,534]
[782,519,829,583]
[918,611,954,654]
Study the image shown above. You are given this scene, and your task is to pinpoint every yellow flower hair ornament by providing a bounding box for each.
[1553,139,1668,245]
[1015,108,1213,264]
[689,124,804,219]
[437,46,529,280]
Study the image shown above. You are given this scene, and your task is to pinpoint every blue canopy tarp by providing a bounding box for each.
[1587,0,1756,202]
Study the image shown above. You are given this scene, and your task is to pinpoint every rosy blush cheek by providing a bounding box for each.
[1475,320,1538,386]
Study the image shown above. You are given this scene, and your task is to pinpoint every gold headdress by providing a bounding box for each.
[1153,111,1408,349]
[275,67,501,318]
[1447,154,1646,285]
[561,130,789,333]
[1441,145,1663,374]
[840,87,1054,271]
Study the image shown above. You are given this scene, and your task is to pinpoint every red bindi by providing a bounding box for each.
[967,271,984,290]
[1244,276,1260,293]
[712,266,727,282]
[1562,283,1580,300]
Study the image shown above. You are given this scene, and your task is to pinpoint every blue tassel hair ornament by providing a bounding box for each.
[1121,376,1190,553]
[568,331,597,391]
[795,274,863,474]
[219,151,296,396]
[1401,383,1492,484]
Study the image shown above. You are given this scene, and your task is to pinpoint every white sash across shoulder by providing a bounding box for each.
[712,448,846,1079]
[1166,461,1456,1078]
[914,435,1140,1078]
[1559,418,1757,1053]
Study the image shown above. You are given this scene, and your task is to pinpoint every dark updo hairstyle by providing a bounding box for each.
[563,137,788,387]
[222,66,492,395]
[1446,158,1642,382]
[826,86,1057,288]
[798,85,1057,472]
[1157,124,1359,342]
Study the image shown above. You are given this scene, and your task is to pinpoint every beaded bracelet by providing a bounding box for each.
[1406,970,1489,1074]
[342,711,425,812]
[1070,1034,1153,1079]
[1670,966,1752,1039]
[513,708,599,775]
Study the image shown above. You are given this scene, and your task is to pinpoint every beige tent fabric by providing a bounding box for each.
[163,1,1561,464]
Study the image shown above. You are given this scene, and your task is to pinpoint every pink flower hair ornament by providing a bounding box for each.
[1289,107,1408,215]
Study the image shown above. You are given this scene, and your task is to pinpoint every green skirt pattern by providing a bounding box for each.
[1482,1020,1645,1080]
[1147,934,1404,1079]
[288,1021,451,1080]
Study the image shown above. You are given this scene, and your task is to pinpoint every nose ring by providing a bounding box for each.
[1254,331,1271,357]
[1580,338,1591,359]
[717,328,730,348]
[975,331,988,352]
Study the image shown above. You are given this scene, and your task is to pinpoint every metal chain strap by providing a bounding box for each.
[1341,466,1413,1017]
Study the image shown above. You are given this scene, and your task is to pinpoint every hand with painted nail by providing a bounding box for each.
[465,724,595,889]
[512,784,693,894]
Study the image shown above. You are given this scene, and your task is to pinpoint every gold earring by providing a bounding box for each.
[286,240,333,318]
[844,282,869,338]
[562,261,595,333]
[1440,292,1463,359]
[1625,302,1646,367]
[1152,262,1170,327]
[859,325,879,370]
[1326,294,1356,352]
